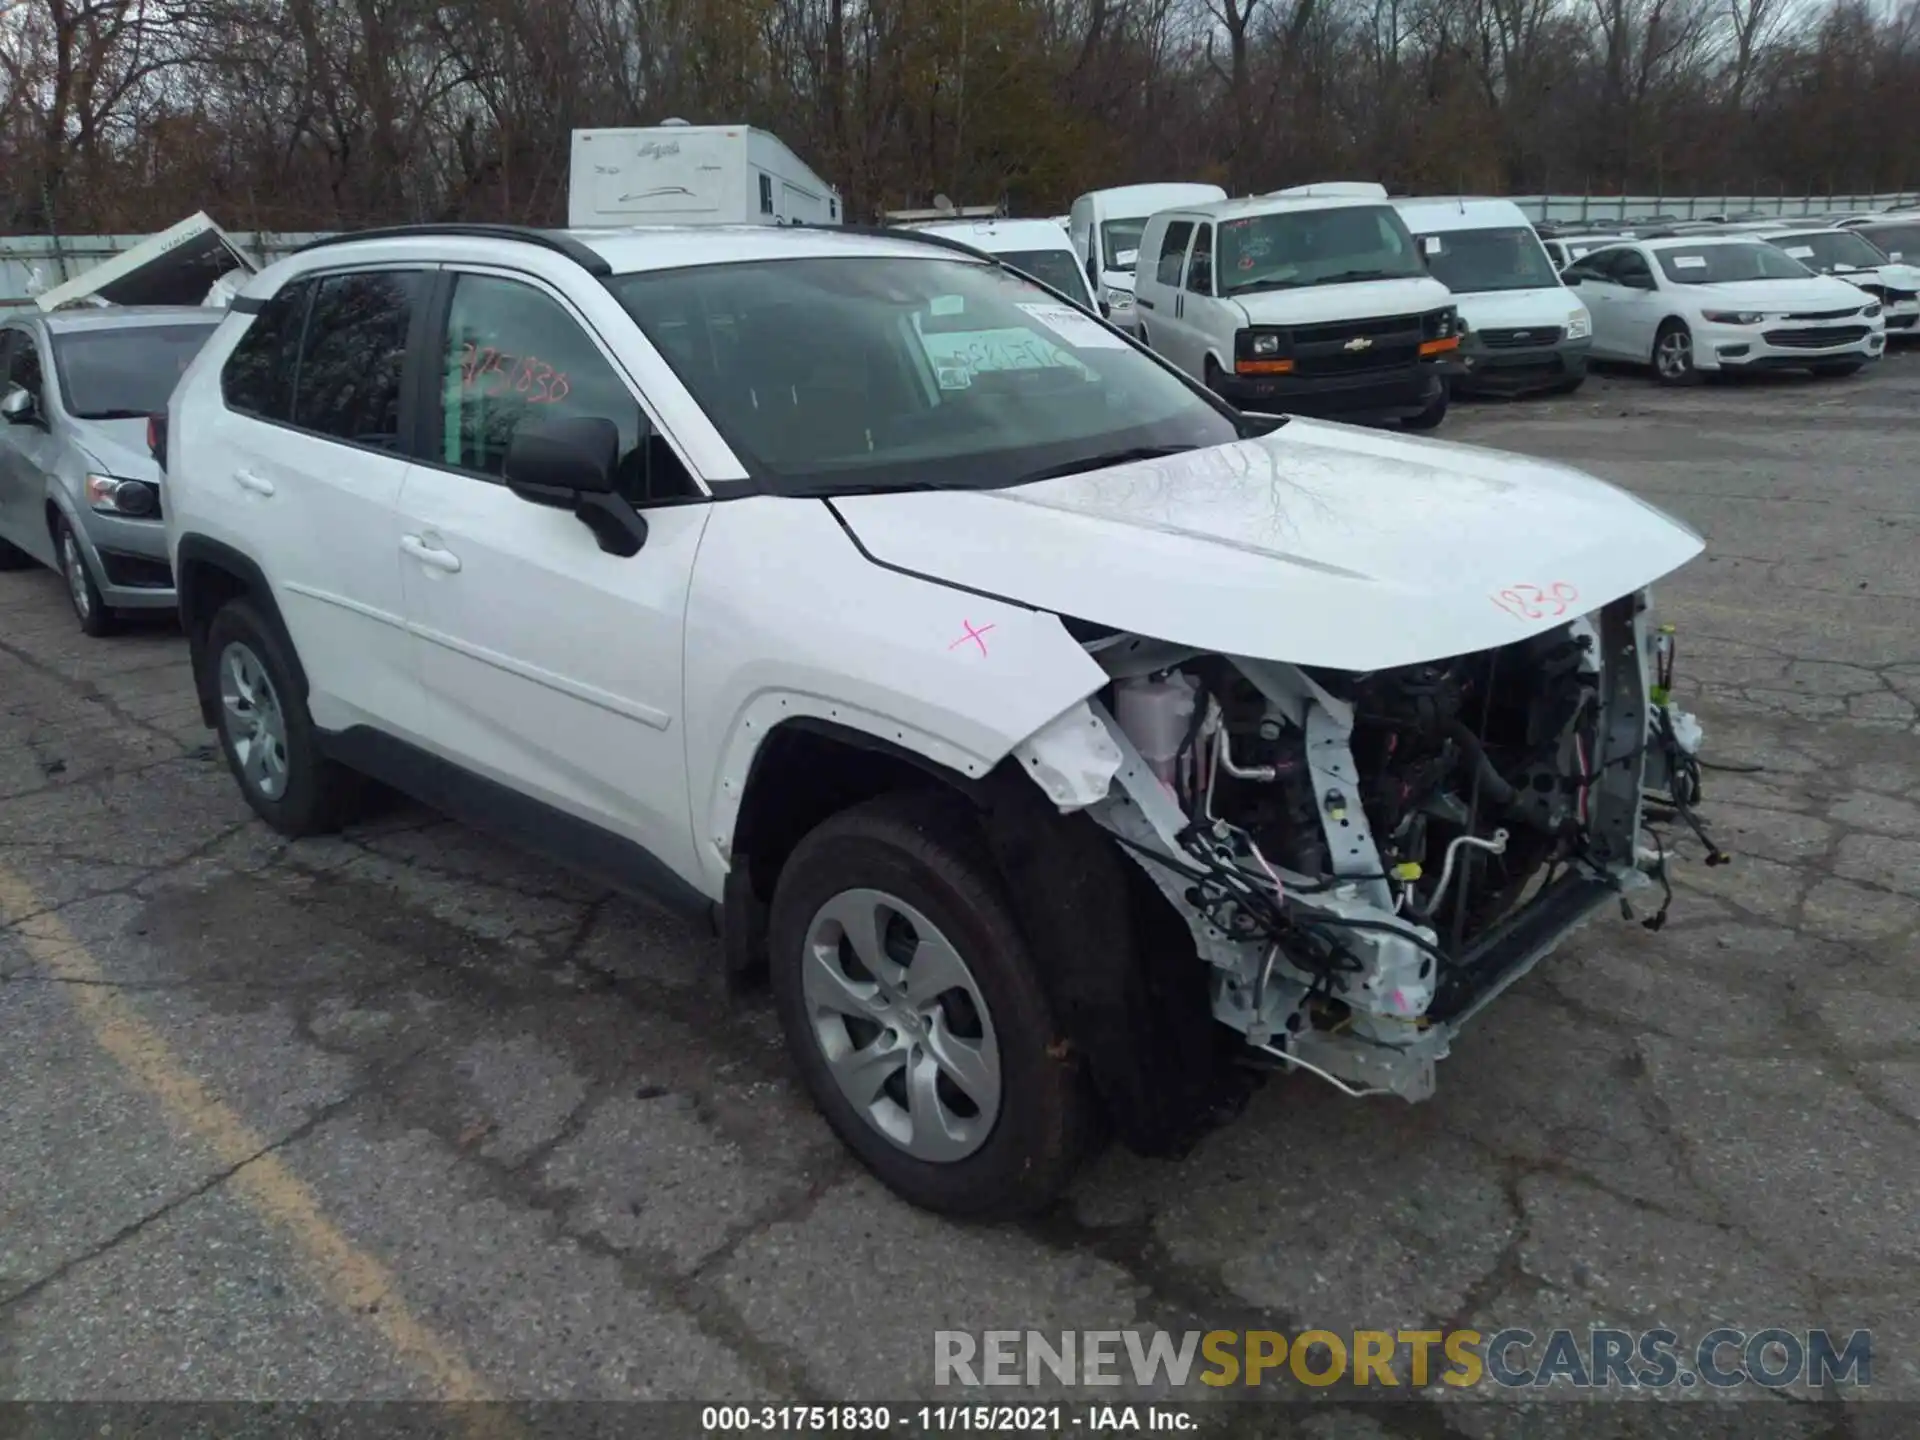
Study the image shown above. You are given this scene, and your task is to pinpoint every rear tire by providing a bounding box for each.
[1652,321,1698,386]
[1810,359,1864,378]
[1401,384,1449,430]
[204,597,364,837]
[55,515,117,637]
[0,535,33,571]
[768,792,1096,1219]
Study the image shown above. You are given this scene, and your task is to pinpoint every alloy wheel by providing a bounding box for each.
[800,887,1002,1162]
[218,641,290,801]
[1656,329,1692,380]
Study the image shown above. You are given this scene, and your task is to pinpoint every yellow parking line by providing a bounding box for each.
[0,864,494,1404]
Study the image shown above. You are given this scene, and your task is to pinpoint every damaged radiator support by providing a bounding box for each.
[1015,590,1694,1104]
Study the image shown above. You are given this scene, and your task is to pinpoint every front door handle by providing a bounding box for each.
[234,469,275,496]
[400,534,462,573]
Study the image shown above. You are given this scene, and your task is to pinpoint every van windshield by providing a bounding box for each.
[610,256,1241,496]
[1416,226,1561,293]
[1218,204,1426,294]
[1098,219,1148,273]
[997,248,1094,305]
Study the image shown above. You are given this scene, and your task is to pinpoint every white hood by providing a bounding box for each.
[1233,276,1451,326]
[1680,275,1872,311]
[1451,285,1587,331]
[830,421,1704,672]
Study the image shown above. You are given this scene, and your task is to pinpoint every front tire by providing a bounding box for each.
[0,535,33,571]
[768,793,1095,1219]
[55,515,117,637]
[1652,321,1698,386]
[204,598,363,836]
[1401,383,1449,430]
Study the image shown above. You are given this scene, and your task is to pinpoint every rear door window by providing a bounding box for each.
[221,281,312,421]
[291,271,425,451]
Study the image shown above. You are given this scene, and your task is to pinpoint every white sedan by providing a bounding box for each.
[1756,227,1920,339]
[1561,235,1886,384]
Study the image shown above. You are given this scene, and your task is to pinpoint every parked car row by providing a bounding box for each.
[0,218,1715,1223]
[1534,209,1920,382]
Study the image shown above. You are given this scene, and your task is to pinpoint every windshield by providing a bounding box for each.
[1654,244,1811,285]
[1416,226,1561,293]
[1218,204,1425,294]
[610,256,1240,496]
[996,248,1093,305]
[1854,224,1920,262]
[1770,231,1888,272]
[51,322,219,419]
[1098,219,1148,274]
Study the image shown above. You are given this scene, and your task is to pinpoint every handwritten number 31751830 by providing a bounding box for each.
[459,344,571,404]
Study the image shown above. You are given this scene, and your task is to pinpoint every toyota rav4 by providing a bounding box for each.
[160,222,1712,1218]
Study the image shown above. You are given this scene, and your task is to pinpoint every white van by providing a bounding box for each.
[1131,192,1461,428]
[1068,183,1228,331]
[1393,198,1592,396]
[907,217,1098,309]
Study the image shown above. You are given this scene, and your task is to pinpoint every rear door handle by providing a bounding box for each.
[234,469,274,496]
[400,534,461,573]
[1135,298,1156,311]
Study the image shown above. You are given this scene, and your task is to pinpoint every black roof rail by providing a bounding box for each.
[791,221,1001,263]
[291,224,613,277]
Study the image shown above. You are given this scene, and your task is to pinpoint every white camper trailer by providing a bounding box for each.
[568,121,842,229]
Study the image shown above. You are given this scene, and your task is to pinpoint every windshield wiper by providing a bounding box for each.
[72,408,156,420]
[1230,278,1304,295]
[1311,269,1402,286]
[1011,444,1200,485]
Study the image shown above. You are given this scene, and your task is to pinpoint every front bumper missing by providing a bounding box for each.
[1065,593,1665,1106]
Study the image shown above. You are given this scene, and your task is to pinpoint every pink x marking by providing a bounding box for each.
[948,619,996,656]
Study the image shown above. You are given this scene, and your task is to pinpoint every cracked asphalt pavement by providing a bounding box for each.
[3,355,1918,1436]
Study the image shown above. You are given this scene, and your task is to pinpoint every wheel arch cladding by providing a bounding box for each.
[720,716,992,991]
[174,535,306,728]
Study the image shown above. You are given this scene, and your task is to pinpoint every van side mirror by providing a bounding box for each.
[2,385,39,425]
[503,416,647,557]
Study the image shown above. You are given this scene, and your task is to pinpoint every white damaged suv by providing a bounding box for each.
[160,222,1711,1218]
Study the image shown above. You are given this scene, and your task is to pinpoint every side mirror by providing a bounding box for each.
[503,416,647,556]
[2,385,38,425]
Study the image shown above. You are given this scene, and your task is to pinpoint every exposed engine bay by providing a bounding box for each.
[1017,589,1717,1102]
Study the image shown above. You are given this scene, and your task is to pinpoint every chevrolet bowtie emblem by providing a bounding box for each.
[1343,336,1372,351]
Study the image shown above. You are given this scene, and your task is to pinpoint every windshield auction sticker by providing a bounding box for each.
[1016,302,1129,349]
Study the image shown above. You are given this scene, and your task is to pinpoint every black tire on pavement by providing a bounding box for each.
[54,514,117,637]
[768,791,1098,1220]
[204,597,364,836]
